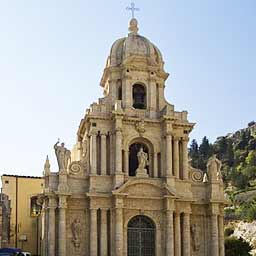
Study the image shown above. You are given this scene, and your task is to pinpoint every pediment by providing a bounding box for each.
[113,178,178,198]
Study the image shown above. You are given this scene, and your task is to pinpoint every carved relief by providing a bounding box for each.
[191,224,200,252]
[67,211,87,255]
[71,218,82,248]
[135,119,146,134]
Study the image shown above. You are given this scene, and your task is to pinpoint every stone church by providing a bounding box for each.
[40,18,226,256]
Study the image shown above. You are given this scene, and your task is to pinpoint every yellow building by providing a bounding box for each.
[1,175,44,255]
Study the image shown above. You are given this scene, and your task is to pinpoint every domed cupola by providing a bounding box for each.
[108,19,164,68]
[100,18,169,115]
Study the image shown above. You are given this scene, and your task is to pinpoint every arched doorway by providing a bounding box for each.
[127,215,155,256]
[129,143,149,176]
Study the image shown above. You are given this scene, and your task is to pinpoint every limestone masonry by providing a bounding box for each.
[40,19,226,256]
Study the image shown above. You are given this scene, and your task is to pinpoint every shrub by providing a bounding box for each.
[224,227,234,237]
[225,237,252,256]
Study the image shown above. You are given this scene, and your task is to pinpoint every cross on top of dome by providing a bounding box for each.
[126,2,140,19]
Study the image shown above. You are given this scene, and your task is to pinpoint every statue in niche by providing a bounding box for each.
[136,147,149,177]
[71,218,82,248]
[191,224,200,252]
[54,139,71,171]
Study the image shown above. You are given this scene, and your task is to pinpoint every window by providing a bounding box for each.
[5,180,9,184]
[133,84,146,109]
[30,196,42,217]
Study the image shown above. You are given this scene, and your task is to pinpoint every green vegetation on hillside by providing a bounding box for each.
[189,121,256,221]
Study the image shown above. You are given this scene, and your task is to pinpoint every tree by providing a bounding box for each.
[189,139,199,168]
[198,136,213,171]
[225,237,252,256]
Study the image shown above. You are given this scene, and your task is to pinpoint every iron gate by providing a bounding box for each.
[127,215,155,256]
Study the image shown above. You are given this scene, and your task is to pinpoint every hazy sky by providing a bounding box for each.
[0,0,255,177]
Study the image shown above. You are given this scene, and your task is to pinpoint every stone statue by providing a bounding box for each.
[71,218,82,248]
[136,147,149,177]
[54,140,71,171]
[137,147,148,170]
[191,224,200,252]
[207,154,222,182]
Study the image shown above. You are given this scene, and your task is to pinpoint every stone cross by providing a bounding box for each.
[126,2,140,19]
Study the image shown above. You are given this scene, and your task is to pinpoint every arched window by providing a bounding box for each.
[133,84,146,109]
[127,215,155,256]
[117,80,122,100]
[129,142,149,176]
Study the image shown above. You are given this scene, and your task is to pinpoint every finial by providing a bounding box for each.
[128,18,139,34]
[44,155,51,176]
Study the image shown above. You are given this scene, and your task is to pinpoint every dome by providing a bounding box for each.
[107,19,164,67]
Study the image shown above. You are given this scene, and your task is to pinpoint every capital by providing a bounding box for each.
[182,136,189,142]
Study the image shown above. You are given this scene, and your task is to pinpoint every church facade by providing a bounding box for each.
[40,18,226,256]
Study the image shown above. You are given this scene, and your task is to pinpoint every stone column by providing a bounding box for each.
[48,197,56,256]
[115,204,123,255]
[166,210,174,255]
[173,137,180,178]
[218,215,225,256]
[124,150,129,177]
[174,212,181,256]
[211,214,219,256]
[101,208,108,256]
[153,152,158,178]
[101,133,107,175]
[115,128,122,174]
[58,196,67,256]
[166,134,173,177]
[90,131,97,174]
[182,213,191,256]
[90,208,98,256]
[182,137,189,180]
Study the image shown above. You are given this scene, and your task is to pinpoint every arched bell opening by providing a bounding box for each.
[129,142,149,177]
[132,83,147,109]
[127,215,156,256]
[117,79,122,100]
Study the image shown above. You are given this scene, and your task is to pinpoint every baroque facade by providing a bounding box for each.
[41,18,226,256]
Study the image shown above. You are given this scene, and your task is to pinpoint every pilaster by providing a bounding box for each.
[182,137,189,180]
[58,196,67,256]
[115,197,123,256]
[174,212,181,256]
[173,137,180,178]
[101,132,107,175]
[90,208,98,256]
[100,208,108,256]
[182,212,191,256]
[90,130,98,174]
[48,196,57,256]
[218,208,225,256]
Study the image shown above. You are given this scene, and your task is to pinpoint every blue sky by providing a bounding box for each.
[0,0,255,176]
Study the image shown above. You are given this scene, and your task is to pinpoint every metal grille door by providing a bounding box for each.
[128,216,155,256]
